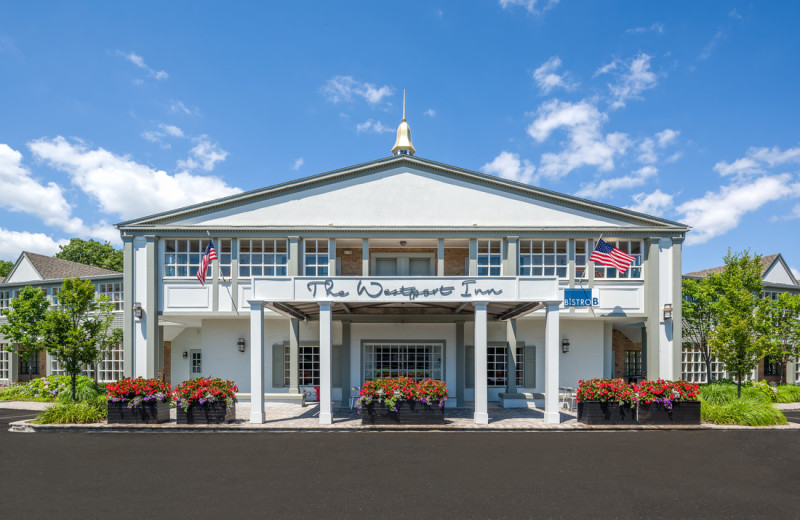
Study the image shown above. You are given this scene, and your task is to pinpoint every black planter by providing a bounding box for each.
[577,401,637,425]
[107,400,170,424]
[637,401,701,425]
[176,401,236,424]
[361,399,445,425]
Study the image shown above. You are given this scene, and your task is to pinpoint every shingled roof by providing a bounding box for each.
[22,252,120,280]
[684,253,781,278]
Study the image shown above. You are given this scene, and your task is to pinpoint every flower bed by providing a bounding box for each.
[106,378,171,424]
[173,378,238,424]
[576,378,637,425]
[356,378,448,425]
[576,378,701,425]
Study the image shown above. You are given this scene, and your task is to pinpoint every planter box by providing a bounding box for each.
[107,400,170,424]
[361,399,445,425]
[577,401,637,425]
[637,401,701,425]
[176,401,236,424]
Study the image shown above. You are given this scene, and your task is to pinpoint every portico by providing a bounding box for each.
[246,276,562,425]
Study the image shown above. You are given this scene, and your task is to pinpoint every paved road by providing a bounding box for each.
[2,409,799,520]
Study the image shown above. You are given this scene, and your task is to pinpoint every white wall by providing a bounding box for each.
[6,256,42,283]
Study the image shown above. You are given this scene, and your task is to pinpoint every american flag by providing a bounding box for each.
[196,239,217,286]
[589,239,636,274]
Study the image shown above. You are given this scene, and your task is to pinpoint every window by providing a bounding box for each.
[0,347,10,382]
[164,239,209,278]
[96,282,123,311]
[48,287,59,308]
[19,353,39,375]
[97,343,124,382]
[519,240,567,278]
[217,239,232,278]
[761,291,781,301]
[239,239,287,278]
[764,357,780,377]
[624,350,642,378]
[304,240,329,276]
[363,343,443,381]
[191,350,202,375]
[575,240,589,278]
[681,346,755,384]
[487,346,524,387]
[0,290,17,310]
[591,240,642,279]
[284,345,321,386]
[477,240,502,276]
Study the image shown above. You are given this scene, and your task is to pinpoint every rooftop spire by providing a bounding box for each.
[392,90,416,156]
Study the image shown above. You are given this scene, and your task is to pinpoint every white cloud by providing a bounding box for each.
[170,100,194,115]
[160,124,184,138]
[713,157,763,177]
[141,123,184,148]
[677,174,797,245]
[791,267,800,279]
[666,152,683,163]
[574,166,657,199]
[626,189,674,216]
[481,151,535,184]
[699,29,726,61]
[527,99,630,180]
[116,51,168,81]
[638,139,657,164]
[729,8,742,19]
[626,22,664,35]
[424,108,436,117]
[532,56,577,94]
[655,129,679,148]
[292,158,304,171]
[714,144,800,178]
[0,228,68,260]
[177,136,229,172]
[321,76,393,105]
[499,0,559,15]
[594,60,619,77]
[606,53,658,109]
[356,120,392,134]
[748,145,800,166]
[28,137,240,220]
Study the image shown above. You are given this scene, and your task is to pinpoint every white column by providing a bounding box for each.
[319,301,333,425]
[544,302,561,424]
[473,301,489,425]
[249,300,265,424]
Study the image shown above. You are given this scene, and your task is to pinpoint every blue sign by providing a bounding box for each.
[564,288,598,307]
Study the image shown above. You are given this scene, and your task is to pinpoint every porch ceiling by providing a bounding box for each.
[274,300,541,319]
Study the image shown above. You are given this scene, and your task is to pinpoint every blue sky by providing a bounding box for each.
[1,1,799,274]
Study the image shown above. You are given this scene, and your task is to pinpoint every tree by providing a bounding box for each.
[682,276,719,383]
[55,238,123,272]
[0,260,13,277]
[40,278,122,400]
[0,286,50,369]
[763,292,800,385]
[709,250,769,397]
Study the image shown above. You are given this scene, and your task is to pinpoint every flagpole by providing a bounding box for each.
[208,231,239,316]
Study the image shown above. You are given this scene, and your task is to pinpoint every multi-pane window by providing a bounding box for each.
[575,240,589,278]
[477,240,502,276]
[191,351,202,375]
[764,356,780,377]
[239,239,288,278]
[624,350,642,378]
[0,290,17,310]
[19,353,39,375]
[304,240,329,276]
[681,346,755,384]
[487,346,524,387]
[363,343,443,381]
[591,240,642,279]
[217,239,232,278]
[0,347,10,382]
[761,291,781,301]
[519,240,567,278]
[97,343,124,382]
[284,346,321,386]
[164,239,210,278]
[96,282,123,311]
[48,287,60,308]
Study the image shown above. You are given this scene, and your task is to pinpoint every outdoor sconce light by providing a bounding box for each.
[663,303,673,321]
[237,337,246,353]
[561,339,570,353]
[182,351,188,359]
[132,302,143,319]
[400,241,407,246]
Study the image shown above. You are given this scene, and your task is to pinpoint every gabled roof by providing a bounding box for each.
[3,252,120,285]
[684,253,799,286]
[116,155,691,232]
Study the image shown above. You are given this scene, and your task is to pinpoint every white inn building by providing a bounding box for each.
[116,110,689,425]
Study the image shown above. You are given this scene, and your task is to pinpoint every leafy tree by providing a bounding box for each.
[762,292,800,385]
[709,250,769,397]
[41,278,122,400]
[55,238,123,272]
[682,276,719,383]
[0,260,13,277]
[0,286,50,368]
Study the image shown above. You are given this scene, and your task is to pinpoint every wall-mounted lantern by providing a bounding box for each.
[663,303,673,321]
[182,351,188,359]
[237,337,246,353]
[132,302,143,319]
[561,339,570,354]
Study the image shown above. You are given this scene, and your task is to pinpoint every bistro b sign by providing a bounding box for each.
[563,288,598,307]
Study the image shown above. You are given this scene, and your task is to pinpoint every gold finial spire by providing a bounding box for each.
[392,90,416,156]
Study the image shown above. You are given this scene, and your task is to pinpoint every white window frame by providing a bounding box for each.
[518,239,568,279]
[477,239,502,277]
[239,239,288,279]
[50,343,125,383]
[579,239,643,280]
[0,289,17,311]
[217,239,232,279]
[190,349,202,376]
[96,282,123,311]
[163,239,211,279]
[304,239,329,277]
[0,346,10,383]
[362,342,444,381]
[284,345,321,386]
[487,345,524,388]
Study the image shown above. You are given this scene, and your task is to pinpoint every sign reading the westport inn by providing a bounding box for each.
[252,277,560,303]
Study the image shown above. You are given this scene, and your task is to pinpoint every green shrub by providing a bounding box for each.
[0,384,43,401]
[701,397,787,426]
[700,382,774,405]
[35,396,107,424]
[776,385,800,403]
[56,377,100,403]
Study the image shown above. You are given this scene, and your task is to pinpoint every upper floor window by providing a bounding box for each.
[217,239,232,278]
[0,290,17,310]
[762,291,781,301]
[576,239,643,279]
[304,240,329,276]
[48,287,60,308]
[96,282,123,311]
[164,239,208,278]
[239,239,287,278]
[519,240,567,278]
[477,240,502,276]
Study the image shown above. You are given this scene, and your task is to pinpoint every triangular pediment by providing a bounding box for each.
[763,255,798,286]
[119,156,688,232]
[5,254,43,284]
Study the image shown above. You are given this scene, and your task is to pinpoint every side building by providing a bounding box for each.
[682,253,800,384]
[0,252,123,385]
